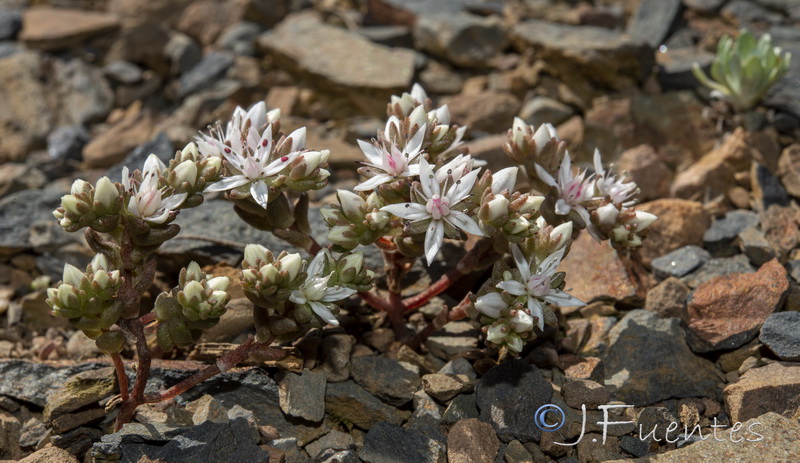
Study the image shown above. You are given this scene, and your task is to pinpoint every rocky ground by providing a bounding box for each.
[1,0,800,462]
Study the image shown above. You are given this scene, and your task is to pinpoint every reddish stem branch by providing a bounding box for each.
[358,291,395,312]
[138,312,157,325]
[115,318,152,430]
[111,353,130,402]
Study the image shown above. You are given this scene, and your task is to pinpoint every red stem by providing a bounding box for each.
[358,291,395,312]
[115,318,151,430]
[139,312,157,325]
[111,352,130,402]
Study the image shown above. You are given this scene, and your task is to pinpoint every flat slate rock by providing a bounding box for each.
[627,0,682,48]
[0,188,64,254]
[603,310,720,406]
[475,359,552,443]
[350,356,421,407]
[759,311,800,361]
[651,245,711,279]
[703,210,760,256]
[359,421,446,463]
[681,254,755,288]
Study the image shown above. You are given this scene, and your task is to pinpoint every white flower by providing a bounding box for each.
[592,149,637,206]
[289,251,357,326]
[534,152,594,225]
[355,125,426,191]
[205,123,302,209]
[122,154,187,224]
[496,245,585,331]
[435,154,475,184]
[511,118,558,151]
[381,158,484,265]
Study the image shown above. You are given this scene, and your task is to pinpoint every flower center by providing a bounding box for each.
[382,148,406,176]
[242,157,262,179]
[425,195,450,220]
[526,275,550,297]
[138,188,161,217]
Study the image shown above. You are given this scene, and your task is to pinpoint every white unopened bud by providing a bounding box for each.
[485,195,510,222]
[71,179,89,195]
[300,151,324,177]
[266,108,281,124]
[63,264,84,287]
[366,211,390,229]
[511,117,527,147]
[94,177,118,210]
[93,270,110,289]
[630,210,657,231]
[61,195,83,215]
[244,244,268,268]
[491,167,518,194]
[182,281,206,303]
[279,253,303,281]
[91,254,110,272]
[508,217,530,234]
[410,83,428,104]
[207,276,230,292]
[611,226,629,242]
[596,203,620,226]
[518,195,545,213]
[341,253,364,274]
[338,190,364,221]
[533,123,557,150]
[486,324,507,344]
[182,142,200,159]
[475,292,506,319]
[185,262,205,282]
[174,160,198,187]
[549,222,573,248]
[408,105,427,130]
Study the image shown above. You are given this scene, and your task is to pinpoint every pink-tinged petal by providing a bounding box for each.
[162,193,187,211]
[357,139,385,165]
[250,180,269,209]
[419,158,436,199]
[527,297,545,331]
[309,300,339,326]
[510,244,531,281]
[381,203,429,220]
[446,211,484,236]
[424,220,445,265]
[354,174,392,191]
[497,280,527,296]
[406,123,426,156]
[543,290,585,308]
[534,163,557,188]
[206,175,249,192]
[263,151,298,176]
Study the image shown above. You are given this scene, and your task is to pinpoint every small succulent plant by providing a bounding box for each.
[693,29,791,111]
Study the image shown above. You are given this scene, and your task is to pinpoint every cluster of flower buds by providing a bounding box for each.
[54,177,123,233]
[153,263,230,351]
[241,245,362,343]
[199,102,330,214]
[503,118,567,191]
[478,190,545,244]
[323,190,392,251]
[468,244,584,355]
[591,204,657,248]
[46,254,126,353]
[166,142,224,206]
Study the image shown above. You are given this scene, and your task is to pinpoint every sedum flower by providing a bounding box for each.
[381,158,484,265]
[534,152,594,226]
[592,149,637,206]
[122,154,187,224]
[496,245,584,331]
[289,251,357,326]
[355,125,426,191]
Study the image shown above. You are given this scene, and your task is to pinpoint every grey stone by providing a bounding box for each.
[412,13,506,67]
[325,380,407,430]
[103,60,143,85]
[476,360,552,443]
[278,370,327,422]
[645,277,690,319]
[703,210,760,256]
[637,406,678,442]
[52,426,102,456]
[351,356,421,406]
[425,321,480,360]
[738,227,776,266]
[407,390,446,443]
[319,333,355,382]
[164,32,202,76]
[304,430,353,459]
[0,41,17,58]
[651,245,711,279]
[518,96,574,128]
[0,361,108,407]
[627,0,682,48]
[619,434,649,457]
[683,0,726,12]
[356,25,413,48]
[562,379,611,409]
[190,395,229,425]
[764,27,800,119]
[658,47,716,90]
[441,392,478,424]
[44,368,117,421]
[603,310,721,406]
[227,405,259,444]
[682,254,755,288]
[18,417,46,448]
[723,0,783,24]
[510,20,653,89]
[47,124,89,164]
[319,448,359,463]
[178,51,235,99]
[438,358,476,380]
[217,21,262,56]
[760,311,800,361]
[753,163,789,210]
[0,9,21,40]
[787,260,800,283]
[56,58,114,126]
[0,188,67,254]
[359,422,446,463]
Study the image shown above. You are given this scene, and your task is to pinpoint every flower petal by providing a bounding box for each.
[419,158,436,199]
[381,203,429,221]
[206,175,249,192]
[357,139,384,166]
[510,244,531,281]
[406,123,426,156]
[320,286,357,302]
[309,300,339,326]
[528,297,545,331]
[355,174,392,191]
[542,290,585,308]
[475,292,506,318]
[446,211,484,236]
[497,280,527,296]
[424,220,445,265]
[250,180,269,209]
[534,163,557,188]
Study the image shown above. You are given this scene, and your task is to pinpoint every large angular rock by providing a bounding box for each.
[278,370,326,422]
[703,210,760,257]
[684,259,789,352]
[359,422,446,463]
[258,13,416,115]
[759,311,800,361]
[444,91,521,134]
[413,13,506,68]
[44,368,117,421]
[56,58,114,126]
[724,361,800,422]
[627,0,683,48]
[778,143,800,197]
[672,128,755,199]
[82,101,156,168]
[351,356,421,407]
[325,380,407,429]
[0,189,65,254]
[475,360,553,443]
[510,20,653,89]
[603,310,720,406]
[0,360,107,407]
[636,199,710,268]
[447,418,500,463]
[20,7,119,51]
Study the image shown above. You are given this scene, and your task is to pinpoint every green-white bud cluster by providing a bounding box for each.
[316,251,374,292]
[240,244,305,308]
[46,254,125,353]
[284,149,331,192]
[503,117,567,190]
[53,177,123,233]
[166,142,224,203]
[478,192,545,244]
[153,262,231,351]
[323,190,392,251]
[591,204,657,249]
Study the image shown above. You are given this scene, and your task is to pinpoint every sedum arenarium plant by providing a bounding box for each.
[693,29,791,111]
[47,84,656,430]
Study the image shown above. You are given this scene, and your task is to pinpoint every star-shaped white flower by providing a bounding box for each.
[592,149,637,206]
[205,123,304,208]
[355,124,426,191]
[381,158,484,266]
[496,245,585,331]
[534,152,594,225]
[122,154,187,224]
[289,251,357,326]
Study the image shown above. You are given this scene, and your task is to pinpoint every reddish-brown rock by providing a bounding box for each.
[671,128,754,199]
[559,354,605,383]
[636,199,710,268]
[445,91,522,134]
[684,259,789,352]
[778,144,800,198]
[20,7,119,51]
[447,418,500,463]
[760,205,800,260]
[614,144,672,201]
[557,233,640,305]
[724,362,800,422]
[82,101,156,168]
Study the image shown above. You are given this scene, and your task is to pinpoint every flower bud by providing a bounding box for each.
[365,211,390,230]
[182,280,206,304]
[517,195,545,214]
[61,195,84,216]
[244,244,269,268]
[533,123,558,149]
[337,190,364,221]
[260,263,279,282]
[207,276,230,292]
[328,225,358,249]
[182,142,200,159]
[491,167,518,194]
[300,151,324,177]
[486,324,506,345]
[63,264,85,287]
[511,117,527,147]
[549,222,573,248]
[475,292,506,319]
[279,253,303,281]
[482,195,509,223]
[408,105,427,130]
[507,217,530,235]
[340,253,363,276]
[174,160,198,188]
[266,108,281,124]
[631,210,657,231]
[71,179,90,195]
[184,262,205,283]
[92,270,110,289]
[596,203,620,226]
[94,177,118,211]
